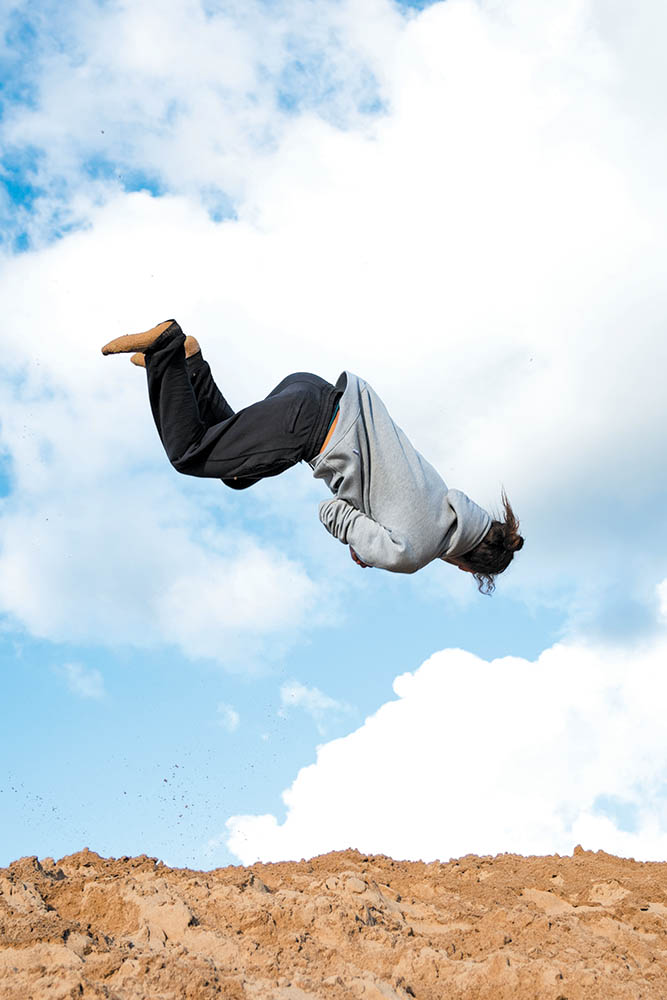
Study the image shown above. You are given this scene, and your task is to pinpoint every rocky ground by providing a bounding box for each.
[1,845,667,998]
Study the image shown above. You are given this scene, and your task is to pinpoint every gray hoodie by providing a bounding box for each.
[309,372,491,574]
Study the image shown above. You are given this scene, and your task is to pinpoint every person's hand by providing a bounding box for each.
[350,546,370,568]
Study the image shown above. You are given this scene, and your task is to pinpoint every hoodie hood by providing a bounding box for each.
[440,489,492,561]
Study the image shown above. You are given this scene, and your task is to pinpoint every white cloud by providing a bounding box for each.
[60,661,105,699]
[0,0,666,657]
[226,620,667,865]
[0,196,329,666]
[216,702,240,733]
[0,0,403,243]
[279,680,352,734]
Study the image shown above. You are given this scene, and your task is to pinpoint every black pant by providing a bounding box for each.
[144,322,342,490]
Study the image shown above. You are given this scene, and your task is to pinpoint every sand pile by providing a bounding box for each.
[1,845,666,998]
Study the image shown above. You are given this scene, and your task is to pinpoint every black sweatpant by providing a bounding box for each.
[143,322,342,490]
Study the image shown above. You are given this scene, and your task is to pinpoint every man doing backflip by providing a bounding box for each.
[102,320,523,591]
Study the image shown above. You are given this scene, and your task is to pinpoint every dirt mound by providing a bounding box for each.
[1,845,666,998]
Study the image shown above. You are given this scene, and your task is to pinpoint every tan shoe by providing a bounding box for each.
[184,336,201,358]
[101,319,177,355]
[130,352,146,368]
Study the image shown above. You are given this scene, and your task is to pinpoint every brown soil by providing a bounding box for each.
[1,845,666,999]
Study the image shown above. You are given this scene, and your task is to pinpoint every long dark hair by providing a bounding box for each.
[462,489,523,595]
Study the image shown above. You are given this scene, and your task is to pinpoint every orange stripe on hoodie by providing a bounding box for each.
[319,410,340,453]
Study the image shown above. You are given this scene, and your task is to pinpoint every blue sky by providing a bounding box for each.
[2,0,667,869]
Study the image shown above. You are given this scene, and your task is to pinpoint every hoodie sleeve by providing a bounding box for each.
[318,498,422,574]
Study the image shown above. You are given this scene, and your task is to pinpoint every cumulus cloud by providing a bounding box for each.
[226,621,667,865]
[0,195,331,666]
[60,661,105,699]
[0,0,403,244]
[1,0,667,659]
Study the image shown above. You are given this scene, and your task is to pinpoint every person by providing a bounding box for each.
[102,319,523,592]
